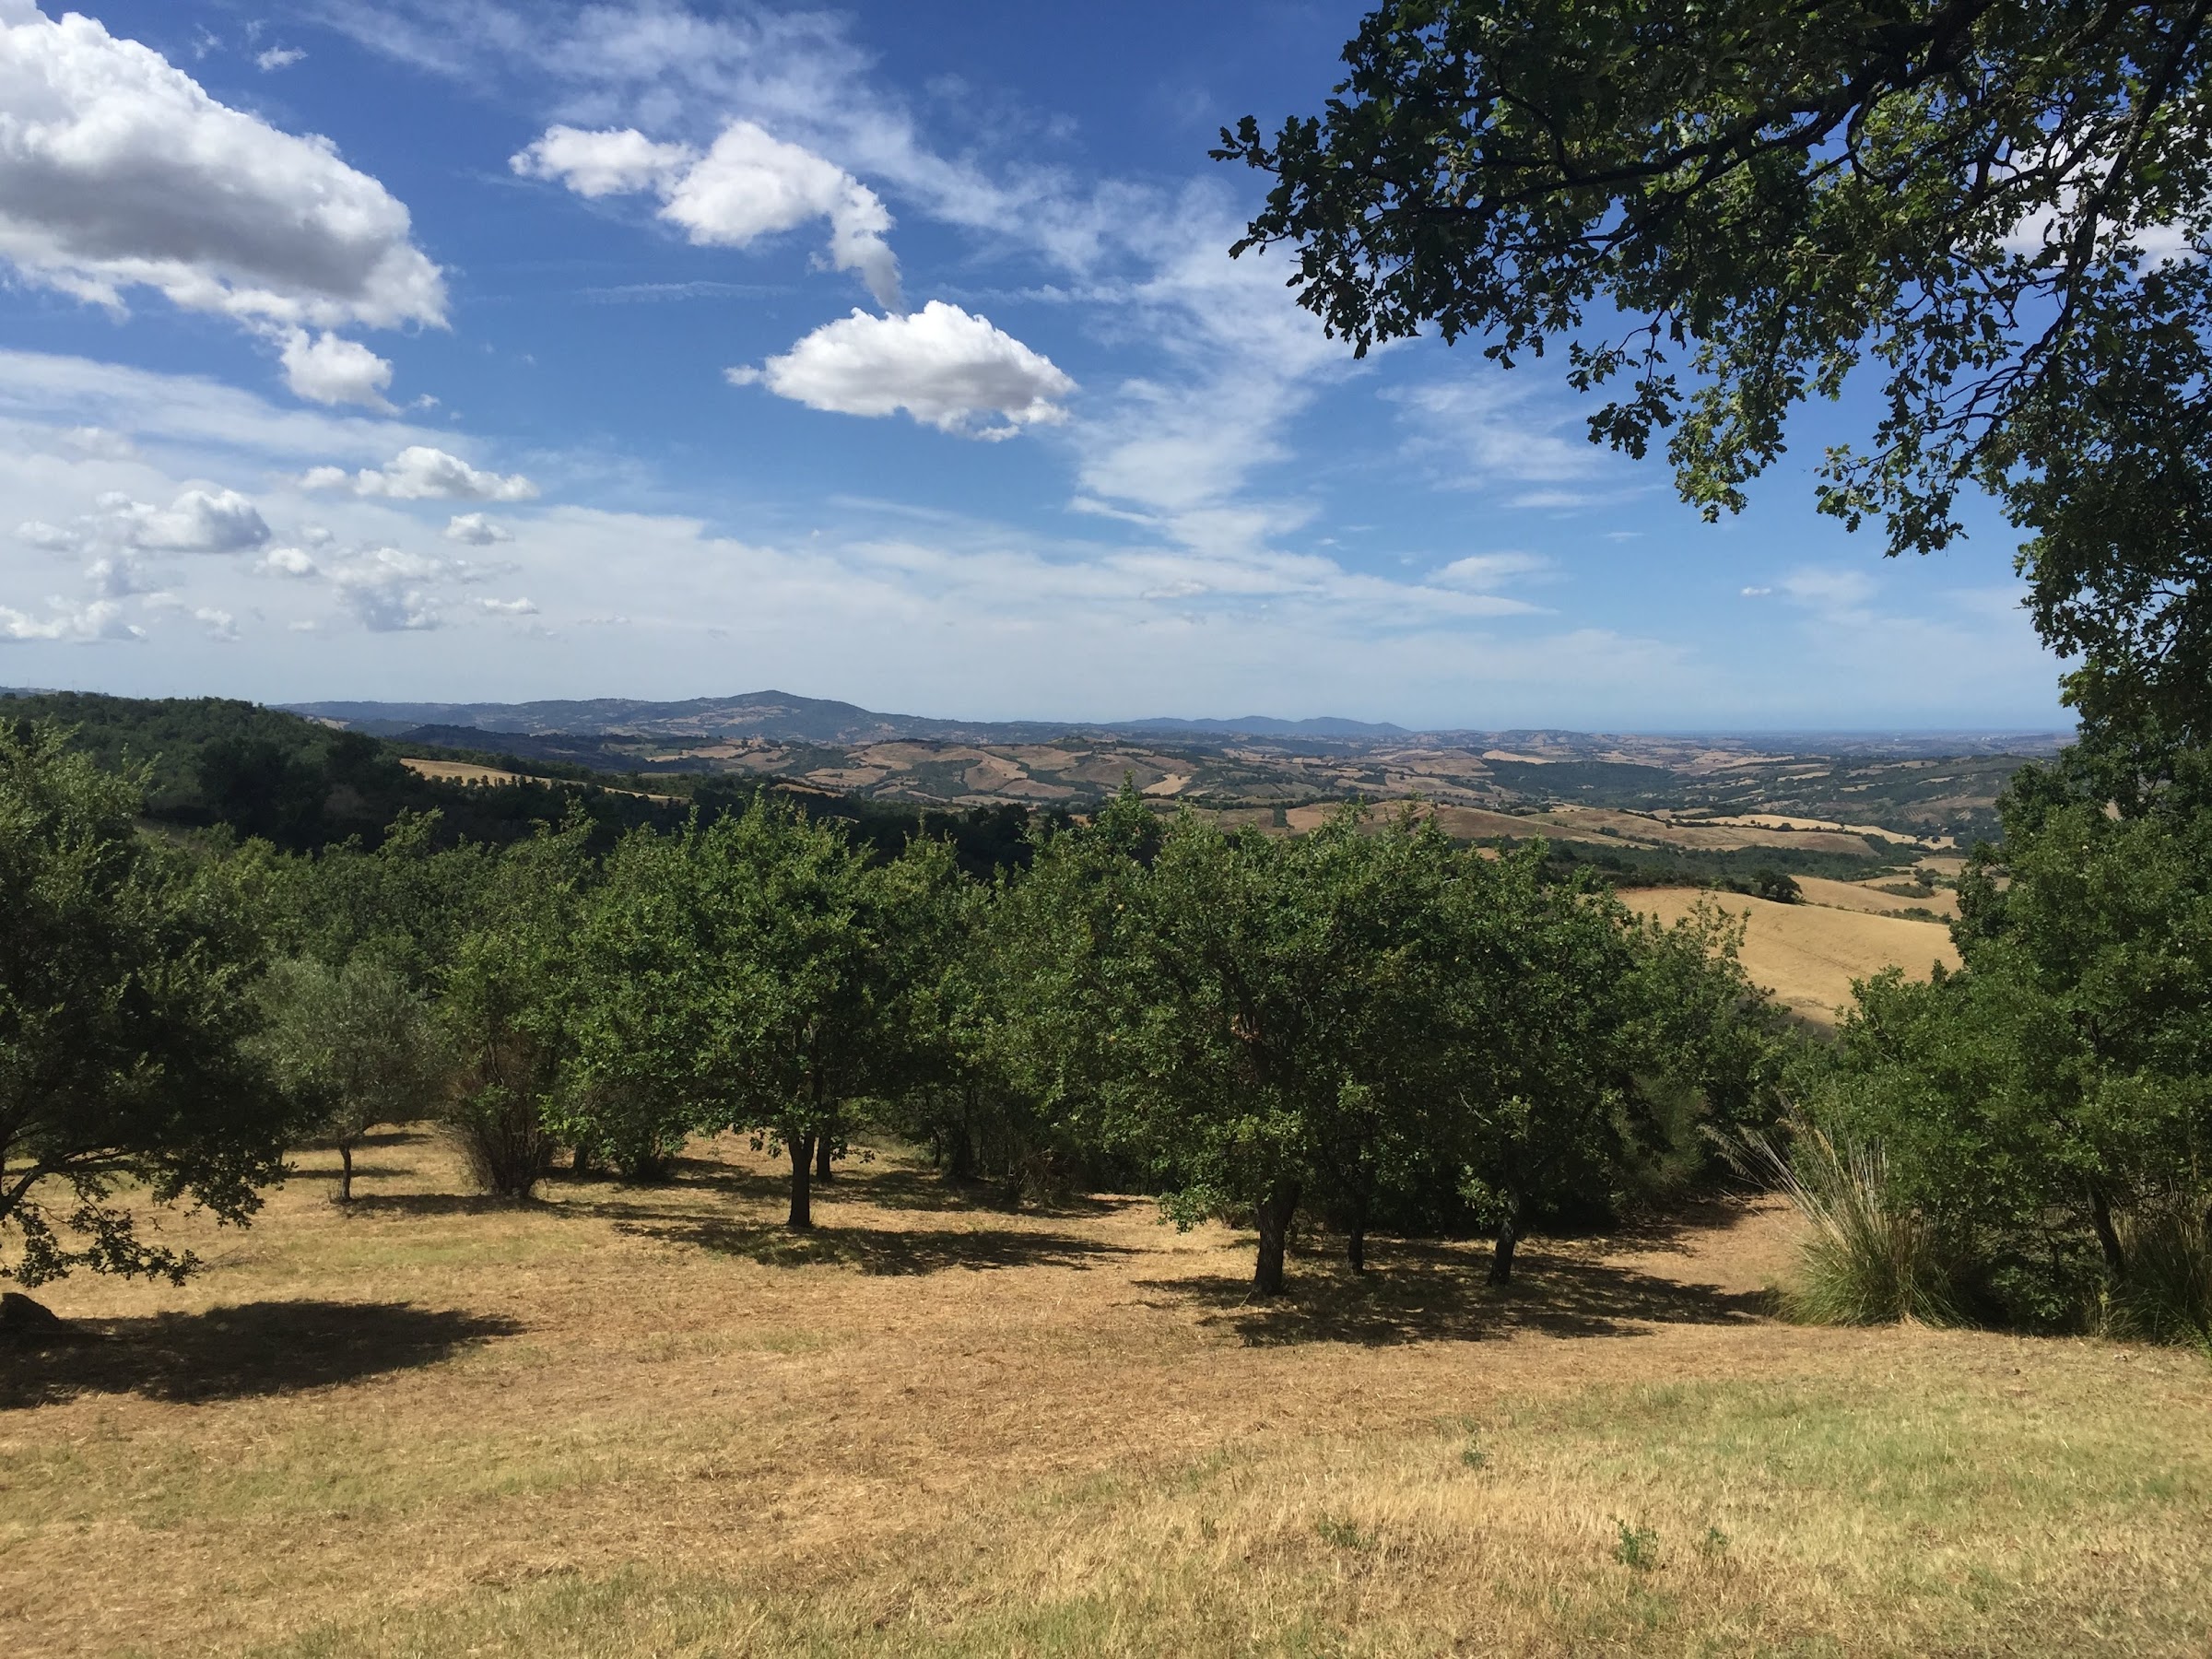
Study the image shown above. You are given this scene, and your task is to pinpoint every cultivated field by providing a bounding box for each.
[1632,888,1961,1023]
[5,1134,2207,1657]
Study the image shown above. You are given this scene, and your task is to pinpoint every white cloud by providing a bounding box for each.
[1435,552,1549,590]
[0,6,445,355]
[0,348,454,469]
[1741,585,1773,597]
[444,512,515,545]
[515,119,901,309]
[1387,378,1602,490]
[477,595,537,615]
[324,545,446,630]
[729,301,1071,438]
[256,546,318,577]
[509,124,693,198]
[0,596,139,642]
[103,487,271,552]
[144,591,238,639]
[255,46,305,71]
[278,329,395,410]
[303,445,538,500]
[15,518,76,550]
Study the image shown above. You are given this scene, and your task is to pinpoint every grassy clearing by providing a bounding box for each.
[1630,888,1960,1024]
[4,1132,2208,1657]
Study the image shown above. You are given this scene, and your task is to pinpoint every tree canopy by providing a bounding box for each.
[0,725,286,1285]
[1218,0,2212,740]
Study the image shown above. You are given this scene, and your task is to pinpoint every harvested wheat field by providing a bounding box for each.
[5,1133,2209,1658]
[1633,888,1961,1024]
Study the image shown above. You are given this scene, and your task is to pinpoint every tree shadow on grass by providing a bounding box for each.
[575,1199,1137,1277]
[342,1193,535,1218]
[1137,1239,1771,1347]
[0,1300,523,1409]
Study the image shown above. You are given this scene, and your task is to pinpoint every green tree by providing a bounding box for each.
[1813,746,2212,1322]
[1218,0,2212,740]
[0,724,286,1288]
[1431,848,1650,1282]
[563,824,732,1184]
[683,800,954,1230]
[1024,794,1460,1294]
[440,817,594,1200]
[254,955,444,1201]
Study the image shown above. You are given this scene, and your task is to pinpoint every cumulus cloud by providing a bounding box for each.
[514,119,901,310]
[255,545,318,577]
[444,512,515,545]
[254,46,304,71]
[0,595,139,641]
[101,487,271,552]
[324,545,446,630]
[302,445,538,501]
[728,301,1072,438]
[278,328,395,409]
[511,124,692,198]
[15,518,76,550]
[477,595,537,615]
[0,5,442,394]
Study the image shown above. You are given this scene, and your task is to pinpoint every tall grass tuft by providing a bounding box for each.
[1727,1122,1962,1327]
[2110,1201,2212,1348]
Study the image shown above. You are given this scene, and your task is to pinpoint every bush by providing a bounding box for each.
[445,1076,558,1200]
[1735,1123,1962,1326]
[2110,1201,2212,1347]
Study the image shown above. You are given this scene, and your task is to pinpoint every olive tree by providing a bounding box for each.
[255,954,443,1201]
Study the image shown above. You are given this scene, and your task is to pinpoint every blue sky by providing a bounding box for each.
[0,0,2065,730]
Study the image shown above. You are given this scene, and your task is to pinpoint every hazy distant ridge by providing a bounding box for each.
[279,690,2059,754]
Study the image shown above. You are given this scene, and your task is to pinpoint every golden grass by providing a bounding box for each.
[1632,888,1960,1024]
[5,1135,2206,1657]
[1792,874,1961,921]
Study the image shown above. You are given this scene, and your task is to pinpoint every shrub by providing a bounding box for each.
[1734,1122,1962,1326]
[2109,1201,2212,1347]
[445,1076,558,1200]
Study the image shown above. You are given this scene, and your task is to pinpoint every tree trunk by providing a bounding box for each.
[1253,1181,1300,1296]
[1346,1215,1368,1274]
[336,1139,354,1204]
[1489,1214,1520,1285]
[2087,1184,2127,1281]
[947,1116,977,1183]
[814,1120,836,1183]
[787,1133,817,1230]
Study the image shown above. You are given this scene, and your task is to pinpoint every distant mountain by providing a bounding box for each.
[282,690,1412,747]
[1117,715,1411,737]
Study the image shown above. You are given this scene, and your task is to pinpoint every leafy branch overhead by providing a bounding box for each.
[1218,0,2212,740]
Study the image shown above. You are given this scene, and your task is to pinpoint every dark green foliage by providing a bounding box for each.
[0,725,286,1285]
[1001,792,1786,1291]
[439,818,595,1199]
[1806,744,2212,1330]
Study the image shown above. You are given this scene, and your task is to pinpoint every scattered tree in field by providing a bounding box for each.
[1218,0,2212,745]
[669,800,957,1230]
[255,955,443,1201]
[0,724,285,1287]
[440,817,594,1200]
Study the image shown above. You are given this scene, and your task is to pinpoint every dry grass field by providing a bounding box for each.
[6,1133,2208,1658]
[1632,889,1961,1024]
